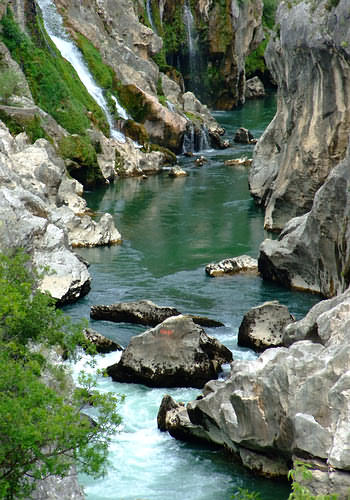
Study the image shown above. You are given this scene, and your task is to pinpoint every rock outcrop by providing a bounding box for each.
[106,315,232,388]
[205,255,258,277]
[83,328,123,354]
[90,299,224,328]
[245,76,265,99]
[0,121,121,304]
[249,0,350,231]
[237,300,294,351]
[258,140,350,298]
[158,289,350,494]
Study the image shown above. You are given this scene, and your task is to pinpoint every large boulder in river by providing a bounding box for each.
[249,0,350,231]
[106,315,232,388]
[238,300,294,351]
[90,299,223,328]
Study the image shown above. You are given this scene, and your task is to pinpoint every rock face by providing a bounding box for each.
[245,76,265,99]
[106,315,232,388]
[205,255,258,277]
[83,328,123,354]
[0,121,121,304]
[258,141,350,298]
[90,299,224,328]
[238,300,294,351]
[249,0,350,231]
[158,288,350,493]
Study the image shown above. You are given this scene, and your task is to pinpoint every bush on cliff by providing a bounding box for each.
[0,251,122,499]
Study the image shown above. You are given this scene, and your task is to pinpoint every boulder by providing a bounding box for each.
[90,299,224,327]
[106,315,232,388]
[234,127,256,144]
[168,166,188,177]
[83,328,123,354]
[205,255,258,277]
[238,300,295,352]
[245,76,265,99]
[224,157,252,167]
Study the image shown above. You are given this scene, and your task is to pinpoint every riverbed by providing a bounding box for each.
[64,94,320,500]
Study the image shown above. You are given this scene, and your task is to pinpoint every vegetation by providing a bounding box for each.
[0,7,109,136]
[0,68,22,104]
[0,251,122,499]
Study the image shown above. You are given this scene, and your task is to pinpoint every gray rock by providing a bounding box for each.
[238,300,294,351]
[205,255,258,277]
[157,286,350,491]
[106,315,232,388]
[234,127,255,144]
[245,76,265,99]
[90,299,224,328]
[168,166,188,177]
[258,142,350,298]
[83,328,123,354]
[249,0,350,231]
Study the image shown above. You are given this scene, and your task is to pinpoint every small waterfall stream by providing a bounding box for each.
[36,0,127,142]
[183,1,198,80]
[146,0,157,34]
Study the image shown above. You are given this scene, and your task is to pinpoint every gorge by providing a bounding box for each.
[1,0,350,498]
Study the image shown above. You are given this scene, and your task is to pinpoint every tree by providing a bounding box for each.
[0,251,122,499]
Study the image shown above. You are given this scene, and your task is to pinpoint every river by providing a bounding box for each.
[64,94,320,500]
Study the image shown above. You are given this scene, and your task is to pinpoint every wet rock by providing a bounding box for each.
[224,157,252,167]
[106,315,232,388]
[194,156,207,166]
[205,255,258,277]
[83,328,123,353]
[234,127,256,144]
[238,300,295,352]
[90,299,224,328]
[168,166,188,177]
[245,76,265,99]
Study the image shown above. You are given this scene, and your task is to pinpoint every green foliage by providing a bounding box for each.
[325,0,340,10]
[232,487,262,499]
[0,251,123,499]
[245,38,268,78]
[0,110,52,144]
[0,7,109,136]
[288,462,339,500]
[263,0,280,29]
[75,33,114,91]
[0,68,22,104]
[58,135,105,188]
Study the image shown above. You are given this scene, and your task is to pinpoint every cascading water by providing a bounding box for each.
[35,0,127,142]
[182,121,195,154]
[146,0,157,34]
[182,121,211,153]
[183,1,198,82]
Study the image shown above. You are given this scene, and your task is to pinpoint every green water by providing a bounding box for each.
[65,94,320,500]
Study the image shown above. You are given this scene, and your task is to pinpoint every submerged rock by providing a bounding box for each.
[168,166,188,177]
[238,300,294,351]
[205,255,258,277]
[106,315,232,388]
[90,299,224,327]
[234,127,256,144]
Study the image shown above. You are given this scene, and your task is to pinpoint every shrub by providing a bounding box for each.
[0,68,22,103]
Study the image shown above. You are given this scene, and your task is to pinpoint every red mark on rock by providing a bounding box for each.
[159,328,174,336]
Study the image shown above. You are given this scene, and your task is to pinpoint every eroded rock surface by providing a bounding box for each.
[258,142,350,298]
[158,288,350,492]
[238,300,294,351]
[106,315,232,388]
[249,0,350,231]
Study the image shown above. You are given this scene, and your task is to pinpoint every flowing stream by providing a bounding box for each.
[146,0,157,34]
[64,94,320,500]
[36,0,127,142]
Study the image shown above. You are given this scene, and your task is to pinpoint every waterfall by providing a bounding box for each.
[183,1,197,79]
[199,124,210,151]
[35,0,127,143]
[182,122,211,154]
[146,0,157,33]
[182,122,195,154]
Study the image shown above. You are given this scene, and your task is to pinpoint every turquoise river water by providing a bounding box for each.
[64,94,320,500]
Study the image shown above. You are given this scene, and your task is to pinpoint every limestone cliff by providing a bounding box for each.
[249,0,350,231]
[143,0,263,109]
